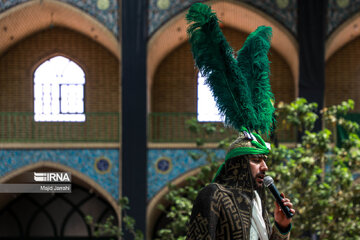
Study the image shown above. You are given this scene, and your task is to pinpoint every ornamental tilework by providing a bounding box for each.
[328,0,360,36]
[242,0,297,35]
[147,148,226,200]
[149,0,297,36]
[0,149,119,200]
[149,0,201,35]
[0,0,118,37]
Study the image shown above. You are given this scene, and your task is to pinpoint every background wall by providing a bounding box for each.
[151,27,294,114]
[326,36,360,111]
[0,27,119,113]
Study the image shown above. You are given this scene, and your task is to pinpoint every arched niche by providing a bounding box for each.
[148,0,298,111]
[0,161,120,220]
[146,167,202,240]
[325,12,360,111]
[326,12,360,61]
[0,0,120,59]
[151,27,295,113]
[325,36,360,111]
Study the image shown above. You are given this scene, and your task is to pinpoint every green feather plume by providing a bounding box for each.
[186,3,275,134]
[237,26,275,133]
[186,3,258,131]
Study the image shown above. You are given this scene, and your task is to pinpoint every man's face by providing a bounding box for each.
[249,155,268,189]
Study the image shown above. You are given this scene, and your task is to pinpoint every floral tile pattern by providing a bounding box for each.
[0,149,119,200]
[327,0,360,35]
[147,148,226,200]
[0,0,118,37]
[2,1,360,46]
[148,0,297,36]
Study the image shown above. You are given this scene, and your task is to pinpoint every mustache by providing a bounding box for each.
[255,172,266,179]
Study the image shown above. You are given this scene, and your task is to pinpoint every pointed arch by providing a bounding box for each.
[326,12,360,61]
[148,0,298,110]
[33,55,86,122]
[0,184,118,237]
[0,0,120,59]
[146,166,202,240]
[0,161,120,219]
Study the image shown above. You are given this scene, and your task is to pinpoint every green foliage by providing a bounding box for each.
[276,98,318,132]
[85,197,144,240]
[156,98,360,240]
[268,99,360,239]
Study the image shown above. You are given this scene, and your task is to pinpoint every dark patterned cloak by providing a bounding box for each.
[186,154,290,240]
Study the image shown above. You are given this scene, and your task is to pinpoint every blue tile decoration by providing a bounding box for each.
[155,156,173,174]
[0,149,119,200]
[0,0,27,10]
[149,0,297,36]
[147,148,226,200]
[95,156,112,174]
[3,0,360,40]
[243,0,297,35]
[148,0,200,35]
[328,0,360,36]
[0,0,118,37]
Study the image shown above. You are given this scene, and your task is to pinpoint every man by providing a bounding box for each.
[185,3,295,239]
[186,131,295,240]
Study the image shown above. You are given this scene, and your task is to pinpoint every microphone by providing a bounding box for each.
[264,176,293,219]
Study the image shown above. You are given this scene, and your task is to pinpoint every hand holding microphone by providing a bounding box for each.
[264,176,295,222]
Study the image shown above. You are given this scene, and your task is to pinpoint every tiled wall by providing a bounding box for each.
[2,0,360,40]
[0,149,119,199]
[328,0,360,35]
[0,0,119,37]
[1,147,225,201]
[147,148,226,200]
[148,0,297,36]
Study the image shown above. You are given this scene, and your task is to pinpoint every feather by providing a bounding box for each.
[186,3,258,131]
[237,26,275,134]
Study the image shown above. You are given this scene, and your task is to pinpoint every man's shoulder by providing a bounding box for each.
[196,183,232,201]
[190,183,231,220]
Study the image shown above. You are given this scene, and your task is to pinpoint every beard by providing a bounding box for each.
[252,171,266,191]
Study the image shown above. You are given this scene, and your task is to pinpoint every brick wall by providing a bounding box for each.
[0,27,120,142]
[151,27,295,113]
[151,42,197,113]
[326,37,360,111]
[0,27,120,113]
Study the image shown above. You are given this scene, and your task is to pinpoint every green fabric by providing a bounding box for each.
[212,130,269,182]
[186,3,275,134]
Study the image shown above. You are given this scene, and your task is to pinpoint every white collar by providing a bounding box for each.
[250,191,268,240]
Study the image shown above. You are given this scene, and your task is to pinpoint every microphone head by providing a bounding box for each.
[263,176,274,187]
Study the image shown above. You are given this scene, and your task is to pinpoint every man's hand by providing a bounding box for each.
[274,193,295,229]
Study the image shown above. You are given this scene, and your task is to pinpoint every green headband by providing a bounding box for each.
[212,132,269,182]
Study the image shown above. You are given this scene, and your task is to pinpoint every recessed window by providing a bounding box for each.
[34,56,85,122]
[197,72,223,122]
